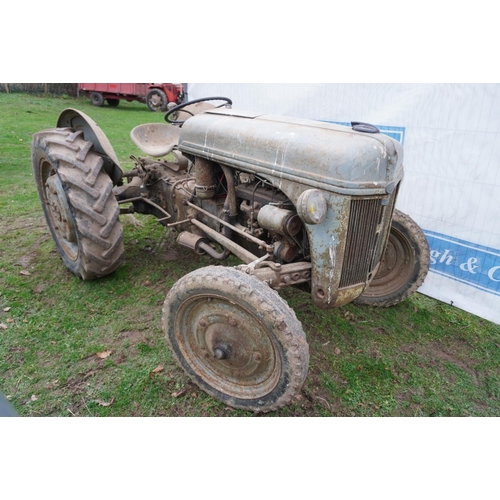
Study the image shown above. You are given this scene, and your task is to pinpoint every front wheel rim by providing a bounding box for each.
[174,294,281,400]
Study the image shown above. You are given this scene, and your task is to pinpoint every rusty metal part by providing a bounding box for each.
[194,157,217,199]
[219,165,238,218]
[117,196,171,221]
[177,232,209,255]
[185,200,270,251]
[274,240,300,263]
[44,172,78,260]
[166,218,192,228]
[190,219,258,264]
[239,261,312,289]
[257,204,302,237]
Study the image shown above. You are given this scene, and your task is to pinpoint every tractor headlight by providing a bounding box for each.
[297,189,328,225]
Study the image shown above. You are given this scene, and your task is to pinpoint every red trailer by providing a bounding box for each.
[78,83,184,112]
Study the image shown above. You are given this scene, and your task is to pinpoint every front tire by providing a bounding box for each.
[355,209,430,307]
[162,266,309,412]
[32,128,123,279]
[146,89,168,112]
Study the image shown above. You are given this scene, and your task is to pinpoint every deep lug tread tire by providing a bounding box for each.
[355,209,430,307]
[162,266,309,412]
[146,89,168,112]
[32,128,124,279]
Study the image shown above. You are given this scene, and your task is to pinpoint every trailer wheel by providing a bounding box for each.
[90,92,104,107]
[162,266,309,412]
[146,89,168,112]
[355,209,430,307]
[106,98,120,107]
[32,128,123,279]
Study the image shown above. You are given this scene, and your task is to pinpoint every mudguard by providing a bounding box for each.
[57,108,123,185]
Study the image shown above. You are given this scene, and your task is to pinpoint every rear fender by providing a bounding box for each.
[57,108,123,185]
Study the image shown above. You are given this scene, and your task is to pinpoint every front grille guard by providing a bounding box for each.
[339,185,399,290]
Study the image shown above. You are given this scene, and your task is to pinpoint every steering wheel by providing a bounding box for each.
[164,96,233,125]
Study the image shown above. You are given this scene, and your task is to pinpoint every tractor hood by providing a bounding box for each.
[178,108,404,195]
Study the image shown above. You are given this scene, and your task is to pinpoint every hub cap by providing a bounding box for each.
[174,295,281,400]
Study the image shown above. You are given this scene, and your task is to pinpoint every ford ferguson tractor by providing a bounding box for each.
[31,97,429,412]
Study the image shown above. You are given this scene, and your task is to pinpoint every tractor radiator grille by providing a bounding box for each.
[339,198,385,289]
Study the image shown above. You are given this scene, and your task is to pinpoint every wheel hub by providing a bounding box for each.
[43,171,79,260]
[176,297,281,399]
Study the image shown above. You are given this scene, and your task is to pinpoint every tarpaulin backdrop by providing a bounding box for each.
[186,84,500,325]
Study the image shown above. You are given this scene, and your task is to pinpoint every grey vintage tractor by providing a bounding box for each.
[31,97,429,412]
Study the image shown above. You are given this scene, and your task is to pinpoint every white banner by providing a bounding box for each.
[186,84,500,324]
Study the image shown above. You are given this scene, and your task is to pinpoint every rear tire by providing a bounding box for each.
[106,98,120,107]
[355,209,430,307]
[90,92,104,107]
[32,128,123,279]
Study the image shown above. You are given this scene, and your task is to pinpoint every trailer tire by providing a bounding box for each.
[355,209,430,307]
[146,89,168,112]
[162,266,309,412]
[106,98,120,107]
[32,128,123,279]
[90,92,104,107]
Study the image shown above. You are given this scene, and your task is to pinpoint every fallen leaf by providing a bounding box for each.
[334,347,341,355]
[7,318,14,323]
[96,350,112,359]
[31,394,38,402]
[171,388,186,398]
[495,343,500,349]
[0,323,7,330]
[20,270,31,276]
[3,307,11,312]
[149,365,164,378]
[95,398,115,407]
[191,393,197,398]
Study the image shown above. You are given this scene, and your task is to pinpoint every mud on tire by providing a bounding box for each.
[355,209,430,307]
[32,128,123,279]
[162,266,309,412]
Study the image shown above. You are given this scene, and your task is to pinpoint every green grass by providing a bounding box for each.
[1,92,499,417]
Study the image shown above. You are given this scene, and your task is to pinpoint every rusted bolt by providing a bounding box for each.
[229,318,238,326]
[214,347,227,360]
[198,319,207,328]
[253,352,261,361]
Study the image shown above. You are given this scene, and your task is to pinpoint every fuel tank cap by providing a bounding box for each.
[351,121,380,133]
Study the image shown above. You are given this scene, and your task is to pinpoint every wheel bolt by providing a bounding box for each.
[198,319,207,328]
[214,347,227,360]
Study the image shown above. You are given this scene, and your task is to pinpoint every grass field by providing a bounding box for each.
[1,92,499,417]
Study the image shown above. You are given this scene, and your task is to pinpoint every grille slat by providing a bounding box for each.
[339,198,384,289]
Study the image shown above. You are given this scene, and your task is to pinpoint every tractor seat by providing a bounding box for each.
[130,123,181,157]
